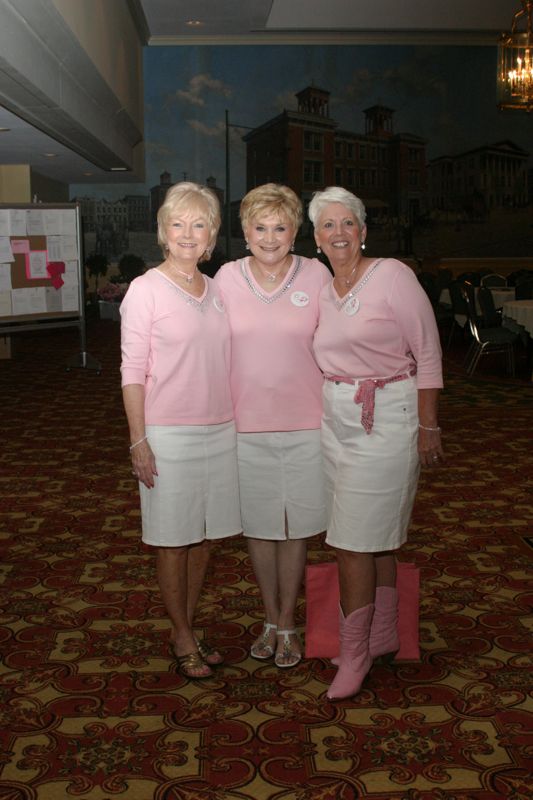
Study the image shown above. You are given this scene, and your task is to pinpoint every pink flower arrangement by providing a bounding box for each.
[97,282,129,303]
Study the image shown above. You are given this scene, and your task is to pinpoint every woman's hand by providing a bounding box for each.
[417,389,443,468]
[418,427,444,468]
[131,439,158,488]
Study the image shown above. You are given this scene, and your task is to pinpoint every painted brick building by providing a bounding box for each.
[242,86,427,225]
[428,140,529,215]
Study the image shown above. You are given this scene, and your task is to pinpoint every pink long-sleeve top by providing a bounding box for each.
[313,258,443,388]
[215,256,331,432]
[120,268,233,425]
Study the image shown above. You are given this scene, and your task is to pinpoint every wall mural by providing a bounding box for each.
[71,45,533,267]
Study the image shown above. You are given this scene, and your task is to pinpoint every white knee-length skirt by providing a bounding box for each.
[322,376,420,553]
[140,421,242,547]
[237,429,327,540]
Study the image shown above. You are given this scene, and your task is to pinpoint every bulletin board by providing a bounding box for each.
[0,203,82,323]
[0,203,99,371]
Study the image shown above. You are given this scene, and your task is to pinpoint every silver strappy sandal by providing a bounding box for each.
[250,622,277,660]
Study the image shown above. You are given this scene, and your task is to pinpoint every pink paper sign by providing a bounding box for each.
[11,239,30,254]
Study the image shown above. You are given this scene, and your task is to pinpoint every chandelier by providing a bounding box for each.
[498,0,533,111]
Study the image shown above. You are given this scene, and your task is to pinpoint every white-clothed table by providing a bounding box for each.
[502,299,533,337]
[502,299,533,382]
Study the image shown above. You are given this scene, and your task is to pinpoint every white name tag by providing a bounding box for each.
[344,297,360,316]
[291,291,309,307]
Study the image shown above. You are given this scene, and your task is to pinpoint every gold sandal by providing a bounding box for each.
[176,651,213,679]
[196,638,224,666]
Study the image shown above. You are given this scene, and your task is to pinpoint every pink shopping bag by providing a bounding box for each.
[304,562,340,658]
[304,560,420,660]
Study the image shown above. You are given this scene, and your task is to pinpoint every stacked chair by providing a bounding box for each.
[515,277,533,300]
[477,286,503,328]
[460,284,518,377]
[417,271,454,336]
[456,271,481,286]
[480,273,507,287]
[446,279,471,350]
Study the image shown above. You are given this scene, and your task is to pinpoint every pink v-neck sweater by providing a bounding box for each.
[120,268,233,424]
[215,256,331,432]
[313,258,443,387]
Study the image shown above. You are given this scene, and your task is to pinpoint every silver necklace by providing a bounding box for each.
[241,257,302,304]
[168,263,197,284]
[331,259,382,312]
[341,263,359,287]
[255,256,291,283]
[157,269,209,313]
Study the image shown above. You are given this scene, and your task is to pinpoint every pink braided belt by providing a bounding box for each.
[325,367,417,434]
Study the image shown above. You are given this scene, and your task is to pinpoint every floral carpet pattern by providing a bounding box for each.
[0,319,532,800]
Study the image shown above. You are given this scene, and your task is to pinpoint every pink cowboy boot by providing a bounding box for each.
[369,586,399,662]
[327,603,374,701]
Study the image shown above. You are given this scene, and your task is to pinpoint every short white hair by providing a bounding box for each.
[308,186,366,230]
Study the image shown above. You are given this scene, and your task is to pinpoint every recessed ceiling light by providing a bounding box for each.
[43,152,58,158]
[83,171,93,176]
[0,127,10,132]
[110,166,128,171]
[186,20,203,27]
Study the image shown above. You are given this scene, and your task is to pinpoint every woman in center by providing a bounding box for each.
[215,183,331,667]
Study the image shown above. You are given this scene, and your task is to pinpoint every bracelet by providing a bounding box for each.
[129,435,147,451]
[419,424,441,432]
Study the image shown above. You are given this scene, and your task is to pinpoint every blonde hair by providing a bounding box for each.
[308,186,366,231]
[157,181,221,261]
[239,183,303,233]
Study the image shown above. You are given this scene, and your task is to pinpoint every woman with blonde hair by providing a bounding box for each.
[121,181,241,679]
[215,183,330,667]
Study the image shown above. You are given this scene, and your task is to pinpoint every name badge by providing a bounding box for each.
[291,291,309,307]
[344,297,360,316]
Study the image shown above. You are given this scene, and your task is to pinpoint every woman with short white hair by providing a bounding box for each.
[309,186,443,700]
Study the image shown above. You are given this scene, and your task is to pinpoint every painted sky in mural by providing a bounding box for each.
[71,44,532,201]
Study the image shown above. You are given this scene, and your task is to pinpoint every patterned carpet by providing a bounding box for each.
[0,315,532,800]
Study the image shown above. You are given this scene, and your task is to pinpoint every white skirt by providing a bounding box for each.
[140,421,242,547]
[322,377,420,553]
[237,429,327,540]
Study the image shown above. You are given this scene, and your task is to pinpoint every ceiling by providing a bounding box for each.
[134,0,517,45]
[0,0,520,189]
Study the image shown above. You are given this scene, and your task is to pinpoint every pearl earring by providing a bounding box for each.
[316,246,322,254]
[245,241,250,250]
[361,242,366,251]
